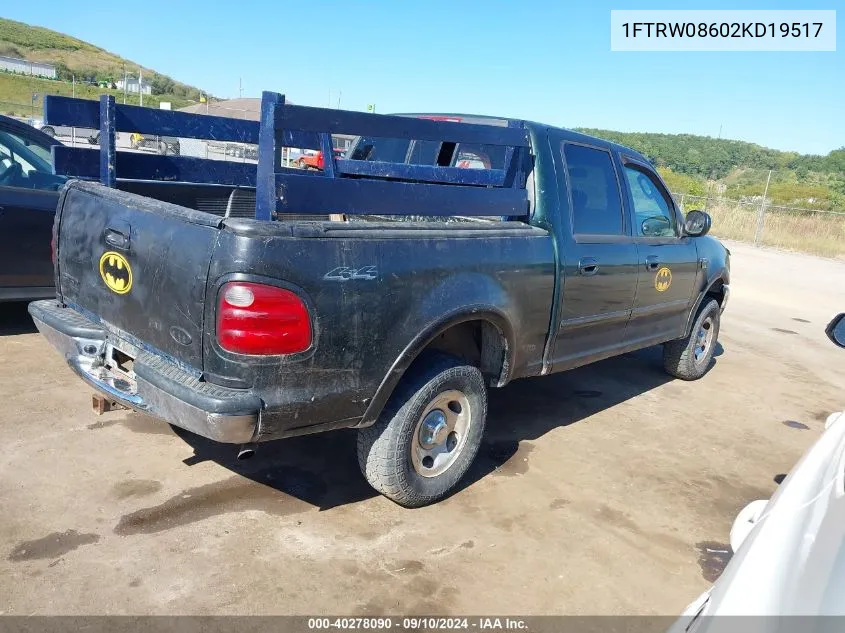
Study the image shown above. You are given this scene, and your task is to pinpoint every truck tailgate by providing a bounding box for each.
[55,181,220,369]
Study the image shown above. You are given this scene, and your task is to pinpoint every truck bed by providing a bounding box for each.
[47,178,553,441]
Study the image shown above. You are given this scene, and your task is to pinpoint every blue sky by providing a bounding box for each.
[4,0,842,154]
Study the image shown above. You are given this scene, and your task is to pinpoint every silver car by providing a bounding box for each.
[39,124,98,144]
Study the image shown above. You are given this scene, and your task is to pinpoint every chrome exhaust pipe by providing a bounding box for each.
[237,443,256,460]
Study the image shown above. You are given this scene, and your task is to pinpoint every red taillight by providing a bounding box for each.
[317,152,325,169]
[216,282,311,355]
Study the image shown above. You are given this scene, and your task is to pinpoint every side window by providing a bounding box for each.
[623,164,677,237]
[0,129,65,191]
[562,143,624,235]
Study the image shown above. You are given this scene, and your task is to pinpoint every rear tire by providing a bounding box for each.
[41,126,55,137]
[663,298,720,380]
[357,353,487,508]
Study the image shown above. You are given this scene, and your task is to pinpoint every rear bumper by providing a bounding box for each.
[28,300,260,444]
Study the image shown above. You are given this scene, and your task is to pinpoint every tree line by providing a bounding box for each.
[578,128,845,210]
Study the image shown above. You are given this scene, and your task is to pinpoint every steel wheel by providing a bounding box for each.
[410,389,471,478]
[664,298,720,381]
[693,316,715,364]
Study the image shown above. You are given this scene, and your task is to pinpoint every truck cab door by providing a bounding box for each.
[620,158,700,346]
[549,139,639,371]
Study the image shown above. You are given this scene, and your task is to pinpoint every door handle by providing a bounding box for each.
[578,257,599,276]
[104,227,129,249]
[645,255,660,272]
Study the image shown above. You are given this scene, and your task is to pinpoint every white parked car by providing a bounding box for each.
[673,313,845,629]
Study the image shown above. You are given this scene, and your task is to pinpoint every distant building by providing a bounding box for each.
[117,76,152,95]
[0,55,56,79]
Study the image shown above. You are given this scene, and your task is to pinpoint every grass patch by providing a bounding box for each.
[0,73,194,117]
[705,200,845,259]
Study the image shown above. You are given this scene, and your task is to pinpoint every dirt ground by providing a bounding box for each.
[0,240,843,616]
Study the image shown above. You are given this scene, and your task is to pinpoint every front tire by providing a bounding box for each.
[357,353,487,508]
[663,298,720,380]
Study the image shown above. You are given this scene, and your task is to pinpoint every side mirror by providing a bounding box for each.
[826,313,845,348]
[641,216,672,237]
[684,210,712,237]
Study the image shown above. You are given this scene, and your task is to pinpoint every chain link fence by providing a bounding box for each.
[675,193,845,258]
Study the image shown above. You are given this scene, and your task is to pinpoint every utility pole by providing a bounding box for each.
[123,66,127,104]
[239,78,243,99]
[705,124,722,213]
[754,169,772,246]
[71,73,76,145]
[336,91,342,109]
[139,68,143,107]
[29,62,35,117]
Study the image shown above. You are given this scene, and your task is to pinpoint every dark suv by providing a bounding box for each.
[0,115,67,301]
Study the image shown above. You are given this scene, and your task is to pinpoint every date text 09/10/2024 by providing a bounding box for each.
[307,617,529,630]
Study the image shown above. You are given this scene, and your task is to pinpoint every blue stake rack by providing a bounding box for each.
[44,91,531,220]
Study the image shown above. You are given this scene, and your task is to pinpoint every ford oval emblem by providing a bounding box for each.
[169,326,193,346]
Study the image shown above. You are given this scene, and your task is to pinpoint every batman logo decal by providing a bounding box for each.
[654,266,672,292]
[99,251,133,294]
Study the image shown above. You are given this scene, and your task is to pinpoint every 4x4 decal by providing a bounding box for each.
[323,266,378,281]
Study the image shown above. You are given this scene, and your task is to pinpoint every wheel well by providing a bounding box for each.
[706,280,725,306]
[421,320,509,387]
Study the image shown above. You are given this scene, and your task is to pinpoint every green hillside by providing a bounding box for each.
[1,18,841,211]
[577,128,845,211]
[0,17,206,106]
[0,73,194,116]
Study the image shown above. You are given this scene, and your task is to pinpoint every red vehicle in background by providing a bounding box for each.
[297,147,344,170]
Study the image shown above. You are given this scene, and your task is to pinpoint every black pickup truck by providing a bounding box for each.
[30,94,729,507]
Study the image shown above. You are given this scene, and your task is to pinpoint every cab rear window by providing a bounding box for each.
[348,138,506,170]
[349,137,411,163]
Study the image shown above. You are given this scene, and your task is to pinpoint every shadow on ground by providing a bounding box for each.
[174,344,702,511]
[0,302,37,336]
